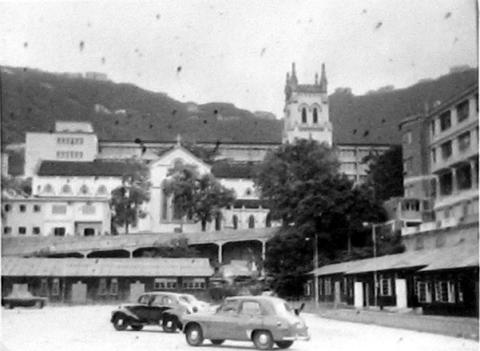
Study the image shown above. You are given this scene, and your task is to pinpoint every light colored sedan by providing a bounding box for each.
[181,296,309,350]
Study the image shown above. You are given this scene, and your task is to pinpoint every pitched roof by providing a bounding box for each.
[1,257,213,277]
[312,241,478,276]
[37,160,131,177]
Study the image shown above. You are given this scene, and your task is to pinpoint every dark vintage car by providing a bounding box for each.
[110,292,209,332]
[2,291,47,309]
[181,296,309,350]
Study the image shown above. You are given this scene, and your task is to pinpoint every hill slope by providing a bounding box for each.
[1,66,477,147]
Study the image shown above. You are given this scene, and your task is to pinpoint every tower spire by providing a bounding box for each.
[290,62,298,85]
[319,63,327,92]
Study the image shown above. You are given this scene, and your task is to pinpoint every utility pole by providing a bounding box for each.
[372,224,378,308]
[313,232,319,308]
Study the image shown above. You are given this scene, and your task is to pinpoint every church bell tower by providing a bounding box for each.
[282,62,332,146]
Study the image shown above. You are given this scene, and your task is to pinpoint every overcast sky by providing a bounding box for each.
[1,0,477,117]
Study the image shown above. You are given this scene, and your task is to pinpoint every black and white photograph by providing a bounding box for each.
[0,1,478,350]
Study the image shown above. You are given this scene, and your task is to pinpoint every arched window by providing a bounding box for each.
[313,108,318,124]
[79,185,89,195]
[161,188,168,221]
[43,184,54,194]
[248,215,255,229]
[232,215,238,230]
[61,184,72,194]
[301,108,307,123]
[215,213,222,231]
[266,213,272,228]
[96,185,107,196]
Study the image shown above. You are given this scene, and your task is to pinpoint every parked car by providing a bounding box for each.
[110,292,209,332]
[2,291,47,309]
[181,296,309,350]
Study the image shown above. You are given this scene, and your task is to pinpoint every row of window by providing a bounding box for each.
[153,278,206,290]
[40,184,108,196]
[431,130,474,164]
[301,107,320,124]
[3,203,41,213]
[416,280,459,304]
[431,97,475,136]
[57,137,84,145]
[56,151,84,159]
[3,226,41,235]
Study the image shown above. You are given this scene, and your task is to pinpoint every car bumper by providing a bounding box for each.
[281,333,310,341]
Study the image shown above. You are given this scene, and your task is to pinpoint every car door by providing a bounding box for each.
[236,300,264,340]
[149,294,172,322]
[130,294,153,322]
[204,299,241,340]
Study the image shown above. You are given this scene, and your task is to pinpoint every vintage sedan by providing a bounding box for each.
[110,292,208,332]
[2,291,47,309]
[182,296,309,350]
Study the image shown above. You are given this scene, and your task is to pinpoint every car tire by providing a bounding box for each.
[185,323,204,346]
[253,330,274,350]
[4,303,13,310]
[162,316,177,333]
[35,301,44,309]
[112,314,129,331]
[131,325,143,331]
[210,339,225,345]
[276,341,294,349]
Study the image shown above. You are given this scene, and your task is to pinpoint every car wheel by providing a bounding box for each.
[4,303,13,310]
[276,341,294,349]
[34,301,44,309]
[162,316,177,333]
[112,314,129,331]
[253,330,274,350]
[185,323,204,346]
[211,339,225,345]
[131,325,143,331]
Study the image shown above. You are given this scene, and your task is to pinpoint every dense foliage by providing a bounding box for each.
[256,140,388,297]
[164,164,235,231]
[141,238,199,258]
[365,145,404,201]
[110,159,151,234]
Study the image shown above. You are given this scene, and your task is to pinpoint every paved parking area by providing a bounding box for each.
[2,305,478,351]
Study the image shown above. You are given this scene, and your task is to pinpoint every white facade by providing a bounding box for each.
[2,197,111,237]
[283,63,332,146]
[25,121,98,177]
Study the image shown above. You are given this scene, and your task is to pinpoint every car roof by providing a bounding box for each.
[225,295,287,305]
[142,291,181,297]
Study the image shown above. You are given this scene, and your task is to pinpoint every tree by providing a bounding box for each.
[110,159,151,234]
[164,163,235,231]
[256,140,387,297]
[1,176,32,196]
[365,145,404,201]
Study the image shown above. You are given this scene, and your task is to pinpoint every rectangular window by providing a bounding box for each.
[19,204,26,212]
[52,205,67,214]
[456,100,469,123]
[318,278,324,296]
[417,281,431,303]
[81,204,96,215]
[99,278,108,295]
[439,172,453,195]
[54,227,66,236]
[33,227,41,235]
[18,226,26,235]
[39,279,48,296]
[440,141,452,160]
[51,278,60,296]
[33,204,41,212]
[379,276,392,296]
[3,226,12,235]
[110,278,118,295]
[439,111,451,131]
[402,131,412,144]
[434,280,455,303]
[154,278,177,290]
[430,120,436,136]
[457,164,472,190]
[183,278,206,289]
[458,131,471,152]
